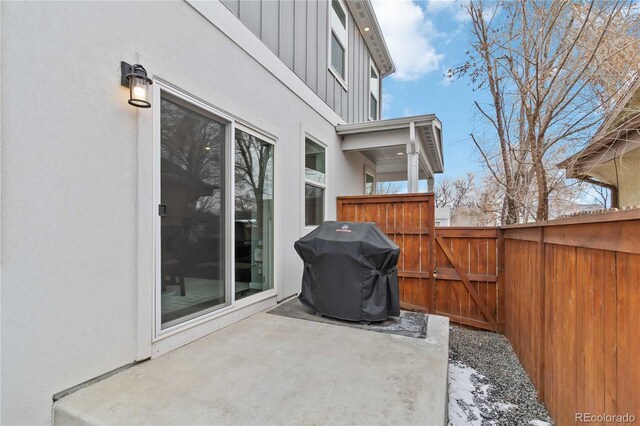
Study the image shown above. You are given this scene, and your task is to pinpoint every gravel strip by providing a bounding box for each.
[449,325,553,425]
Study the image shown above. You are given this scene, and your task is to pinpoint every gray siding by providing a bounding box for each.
[293,0,307,79]
[239,1,261,35]
[278,1,294,68]
[222,0,373,123]
[261,0,279,53]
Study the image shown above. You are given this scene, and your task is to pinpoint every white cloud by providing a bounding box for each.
[427,0,471,23]
[372,0,444,81]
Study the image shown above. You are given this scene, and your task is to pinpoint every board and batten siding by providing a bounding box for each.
[221,0,374,124]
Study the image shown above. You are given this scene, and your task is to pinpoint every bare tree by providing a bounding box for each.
[434,178,453,207]
[590,184,612,209]
[435,173,476,209]
[375,181,405,194]
[452,0,640,222]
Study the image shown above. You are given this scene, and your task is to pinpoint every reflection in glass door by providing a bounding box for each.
[160,94,227,329]
[234,128,274,300]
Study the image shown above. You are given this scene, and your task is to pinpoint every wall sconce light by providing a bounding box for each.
[120,61,153,108]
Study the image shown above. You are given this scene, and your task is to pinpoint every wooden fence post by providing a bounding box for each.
[497,229,506,334]
[428,196,435,314]
[538,226,546,402]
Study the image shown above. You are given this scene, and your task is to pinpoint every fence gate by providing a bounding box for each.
[337,194,435,312]
[433,228,499,331]
[337,194,500,331]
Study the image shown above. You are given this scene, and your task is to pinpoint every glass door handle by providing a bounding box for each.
[158,204,167,217]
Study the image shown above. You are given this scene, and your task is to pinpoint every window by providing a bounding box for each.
[156,84,278,336]
[304,138,326,226]
[369,61,380,120]
[365,170,375,195]
[159,93,228,329]
[234,127,275,301]
[329,0,348,84]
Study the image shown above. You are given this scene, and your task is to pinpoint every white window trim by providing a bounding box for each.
[302,134,328,231]
[232,122,278,306]
[364,166,376,195]
[369,58,380,121]
[328,0,349,90]
[152,80,279,342]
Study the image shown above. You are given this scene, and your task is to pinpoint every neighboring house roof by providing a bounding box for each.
[560,74,640,175]
[347,0,396,77]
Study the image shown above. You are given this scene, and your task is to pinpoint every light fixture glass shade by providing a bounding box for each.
[129,75,151,108]
[121,63,152,108]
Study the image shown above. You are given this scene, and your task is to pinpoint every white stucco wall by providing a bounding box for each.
[0,2,373,423]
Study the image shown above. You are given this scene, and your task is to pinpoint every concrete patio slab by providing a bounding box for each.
[54,310,449,425]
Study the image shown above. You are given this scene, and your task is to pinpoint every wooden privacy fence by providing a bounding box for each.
[336,194,501,331]
[336,194,435,312]
[337,194,639,424]
[502,210,640,426]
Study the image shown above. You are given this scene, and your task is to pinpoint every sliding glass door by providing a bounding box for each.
[157,87,276,333]
[234,127,274,300]
[159,93,227,329]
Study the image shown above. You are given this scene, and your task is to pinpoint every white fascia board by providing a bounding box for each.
[341,128,409,151]
[347,0,396,77]
[336,114,437,135]
[187,0,344,127]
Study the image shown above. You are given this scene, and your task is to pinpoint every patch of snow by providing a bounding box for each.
[448,361,516,426]
[448,361,487,425]
[529,420,551,426]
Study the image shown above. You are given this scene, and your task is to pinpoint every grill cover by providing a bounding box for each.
[294,221,400,322]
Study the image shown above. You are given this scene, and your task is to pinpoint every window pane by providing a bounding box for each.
[331,33,345,79]
[234,129,274,301]
[160,95,226,329]
[370,94,378,120]
[332,0,346,28]
[305,184,324,226]
[365,172,375,195]
[305,138,326,184]
[370,64,379,99]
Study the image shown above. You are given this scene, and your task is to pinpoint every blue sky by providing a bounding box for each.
[372,0,492,179]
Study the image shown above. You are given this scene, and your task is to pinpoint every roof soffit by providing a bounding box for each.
[346,0,396,77]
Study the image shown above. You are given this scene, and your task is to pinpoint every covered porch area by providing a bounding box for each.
[337,115,444,193]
